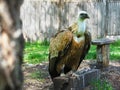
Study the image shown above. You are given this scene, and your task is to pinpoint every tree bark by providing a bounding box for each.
[0,0,24,90]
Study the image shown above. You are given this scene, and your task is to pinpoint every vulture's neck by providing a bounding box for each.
[77,19,86,35]
[73,19,86,43]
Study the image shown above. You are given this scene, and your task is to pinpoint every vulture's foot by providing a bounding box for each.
[60,73,66,76]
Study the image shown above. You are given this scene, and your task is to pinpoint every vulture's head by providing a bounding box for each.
[78,11,89,21]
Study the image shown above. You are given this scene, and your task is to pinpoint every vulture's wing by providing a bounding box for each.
[68,22,77,33]
[49,30,73,79]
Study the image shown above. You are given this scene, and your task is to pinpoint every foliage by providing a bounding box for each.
[90,79,113,90]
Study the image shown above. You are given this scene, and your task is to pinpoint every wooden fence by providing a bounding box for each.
[20,0,120,41]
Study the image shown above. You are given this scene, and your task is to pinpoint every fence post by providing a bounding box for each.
[104,0,109,37]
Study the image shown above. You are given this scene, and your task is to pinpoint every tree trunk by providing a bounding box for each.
[0,0,24,90]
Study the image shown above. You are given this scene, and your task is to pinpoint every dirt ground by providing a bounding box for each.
[23,60,120,90]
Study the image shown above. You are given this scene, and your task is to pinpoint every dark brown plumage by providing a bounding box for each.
[49,11,91,80]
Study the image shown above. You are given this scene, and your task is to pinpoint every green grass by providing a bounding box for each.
[24,40,120,64]
[24,41,49,64]
[85,45,96,59]
[90,79,113,90]
[110,40,120,60]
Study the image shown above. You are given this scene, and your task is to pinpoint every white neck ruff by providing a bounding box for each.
[73,19,86,43]
[77,19,86,34]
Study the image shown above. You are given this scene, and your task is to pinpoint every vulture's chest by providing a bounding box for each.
[64,35,85,61]
[70,36,85,54]
[63,36,85,70]
[73,35,85,44]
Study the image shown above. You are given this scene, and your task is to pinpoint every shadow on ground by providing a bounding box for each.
[23,60,120,90]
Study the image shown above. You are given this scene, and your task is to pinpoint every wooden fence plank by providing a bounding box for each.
[21,0,120,41]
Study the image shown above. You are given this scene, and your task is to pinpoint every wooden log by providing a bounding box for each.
[51,69,100,90]
[53,76,69,90]
[96,44,109,67]
[92,38,114,45]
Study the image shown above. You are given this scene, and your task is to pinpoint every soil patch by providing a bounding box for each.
[23,60,120,90]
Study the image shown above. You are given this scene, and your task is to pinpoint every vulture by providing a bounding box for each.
[49,11,91,80]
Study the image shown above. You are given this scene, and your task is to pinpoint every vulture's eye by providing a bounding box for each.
[80,13,84,16]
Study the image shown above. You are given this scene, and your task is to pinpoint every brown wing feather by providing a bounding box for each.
[49,30,73,58]
[49,30,73,79]
[68,22,77,33]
